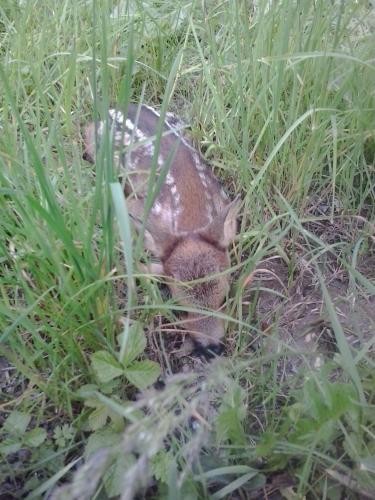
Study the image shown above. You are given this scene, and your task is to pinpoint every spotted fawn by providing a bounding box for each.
[84,104,240,357]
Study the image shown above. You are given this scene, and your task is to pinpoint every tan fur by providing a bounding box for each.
[84,104,240,348]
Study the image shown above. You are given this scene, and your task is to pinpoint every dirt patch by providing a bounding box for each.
[242,216,375,377]
[0,356,25,415]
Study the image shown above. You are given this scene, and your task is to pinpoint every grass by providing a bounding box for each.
[1,0,375,498]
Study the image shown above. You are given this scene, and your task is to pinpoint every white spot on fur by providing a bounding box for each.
[170,185,177,195]
[206,203,213,221]
[109,109,124,124]
[152,201,162,215]
[199,172,208,188]
[192,151,205,171]
[173,202,182,232]
[128,153,139,170]
[114,130,131,145]
[141,142,154,157]
[166,172,174,186]
[135,128,146,141]
[126,119,134,130]
[161,205,173,226]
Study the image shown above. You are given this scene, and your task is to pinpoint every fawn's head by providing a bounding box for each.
[142,198,240,350]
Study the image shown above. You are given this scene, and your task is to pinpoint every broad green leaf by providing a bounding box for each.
[85,397,101,409]
[101,379,121,395]
[107,410,126,433]
[3,411,31,435]
[85,429,121,459]
[91,351,124,383]
[0,438,22,456]
[119,321,147,366]
[124,360,161,390]
[88,405,109,431]
[76,384,98,398]
[24,428,47,447]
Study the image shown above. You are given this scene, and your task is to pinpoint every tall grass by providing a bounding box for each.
[1,0,375,498]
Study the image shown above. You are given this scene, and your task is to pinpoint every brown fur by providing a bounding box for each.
[84,104,240,348]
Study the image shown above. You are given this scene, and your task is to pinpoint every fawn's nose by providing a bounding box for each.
[188,314,225,353]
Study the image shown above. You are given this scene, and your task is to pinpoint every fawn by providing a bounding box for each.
[84,104,239,357]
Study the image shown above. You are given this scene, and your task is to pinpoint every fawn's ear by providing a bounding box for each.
[200,195,241,248]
